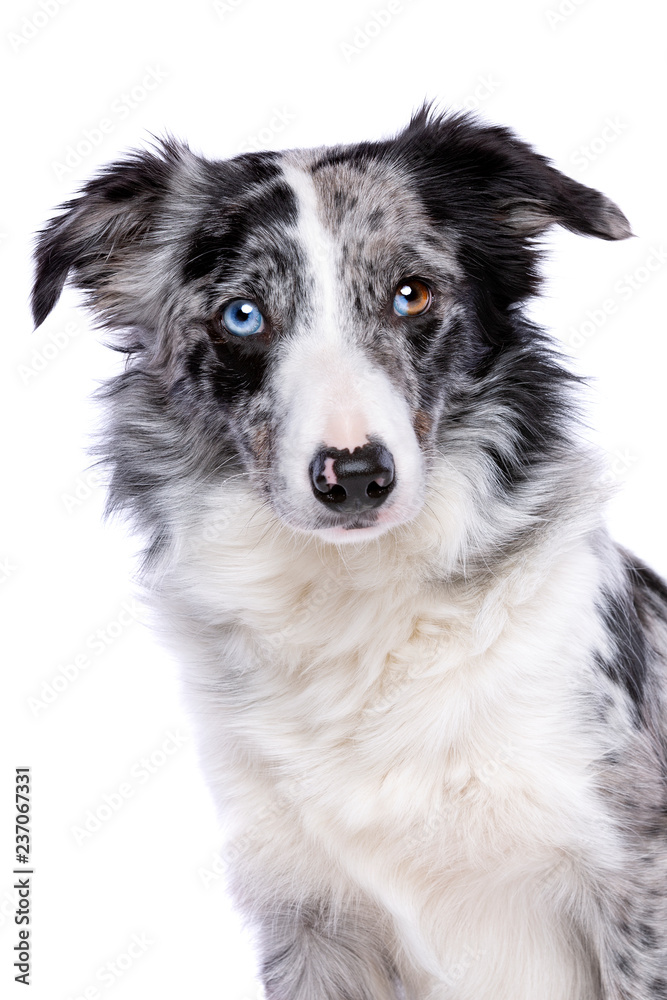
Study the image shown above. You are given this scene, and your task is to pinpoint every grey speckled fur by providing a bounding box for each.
[32,109,667,998]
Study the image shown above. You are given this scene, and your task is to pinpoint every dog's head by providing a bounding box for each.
[32,108,631,548]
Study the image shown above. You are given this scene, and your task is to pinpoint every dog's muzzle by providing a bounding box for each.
[309,442,395,515]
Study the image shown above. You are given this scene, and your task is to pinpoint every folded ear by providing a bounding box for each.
[400,106,633,243]
[493,155,633,242]
[396,108,632,331]
[31,139,188,329]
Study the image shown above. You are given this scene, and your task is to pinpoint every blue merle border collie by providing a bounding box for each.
[32,107,667,998]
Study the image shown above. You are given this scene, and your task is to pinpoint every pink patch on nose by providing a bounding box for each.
[322,412,369,452]
[322,456,337,486]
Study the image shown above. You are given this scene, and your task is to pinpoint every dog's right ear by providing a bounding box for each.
[31,139,187,329]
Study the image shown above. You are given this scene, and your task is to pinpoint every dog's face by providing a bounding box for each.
[32,110,631,547]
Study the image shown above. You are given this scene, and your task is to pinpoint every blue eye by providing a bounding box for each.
[221,299,265,337]
[393,278,431,317]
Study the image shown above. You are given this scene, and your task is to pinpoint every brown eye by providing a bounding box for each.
[392,278,432,317]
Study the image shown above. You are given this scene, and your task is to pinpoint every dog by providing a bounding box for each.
[32,107,667,999]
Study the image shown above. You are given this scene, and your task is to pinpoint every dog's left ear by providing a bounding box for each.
[31,139,188,330]
[400,108,633,243]
[492,147,633,242]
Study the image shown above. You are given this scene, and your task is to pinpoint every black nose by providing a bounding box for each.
[310,443,395,511]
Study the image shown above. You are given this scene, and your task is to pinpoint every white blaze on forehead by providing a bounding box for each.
[273,159,425,531]
[279,160,340,344]
[277,160,371,452]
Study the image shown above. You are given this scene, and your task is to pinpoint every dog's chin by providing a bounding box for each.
[277,511,393,544]
[315,521,395,545]
[276,500,423,546]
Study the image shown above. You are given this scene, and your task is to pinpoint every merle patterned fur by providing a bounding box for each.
[32,108,667,999]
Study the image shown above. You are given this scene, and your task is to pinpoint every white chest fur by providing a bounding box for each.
[156,488,619,998]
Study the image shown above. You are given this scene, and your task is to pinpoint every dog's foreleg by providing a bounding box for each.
[255,900,402,1000]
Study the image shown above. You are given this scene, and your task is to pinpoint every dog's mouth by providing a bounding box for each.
[281,490,422,544]
[325,513,382,533]
[314,518,394,544]
[267,479,412,542]
[285,502,388,538]
[298,442,404,540]
[340,517,380,530]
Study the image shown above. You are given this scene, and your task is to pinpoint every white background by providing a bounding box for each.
[2,1,665,998]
